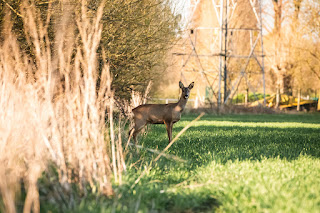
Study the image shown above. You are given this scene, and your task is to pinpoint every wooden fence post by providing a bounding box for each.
[245,88,249,106]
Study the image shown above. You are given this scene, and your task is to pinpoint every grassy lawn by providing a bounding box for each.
[47,113,320,212]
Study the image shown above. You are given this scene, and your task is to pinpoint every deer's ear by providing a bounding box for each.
[188,82,194,89]
[179,81,184,89]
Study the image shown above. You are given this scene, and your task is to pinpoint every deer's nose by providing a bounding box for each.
[184,94,189,99]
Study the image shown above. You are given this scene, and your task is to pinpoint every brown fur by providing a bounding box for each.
[131,81,194,143]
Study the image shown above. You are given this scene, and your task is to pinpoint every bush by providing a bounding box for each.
[232,93,269,104]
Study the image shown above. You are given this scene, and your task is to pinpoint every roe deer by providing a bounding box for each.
[130,81,194,143]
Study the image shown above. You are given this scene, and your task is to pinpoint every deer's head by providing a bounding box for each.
[179,81,194,99]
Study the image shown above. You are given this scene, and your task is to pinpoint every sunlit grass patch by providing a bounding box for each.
[180,156,320,212]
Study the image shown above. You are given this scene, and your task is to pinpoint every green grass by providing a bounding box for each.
[44,113,320,212]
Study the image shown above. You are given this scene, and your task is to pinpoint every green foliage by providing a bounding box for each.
[0,0,180,99]
[40,114,320,212]
[232,93,270,104]
[100,0,180,99]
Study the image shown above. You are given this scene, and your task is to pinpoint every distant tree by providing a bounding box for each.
[286,0,320,94]
[268,0,288,108]
[265,0,319,110]
[299,0,320,82]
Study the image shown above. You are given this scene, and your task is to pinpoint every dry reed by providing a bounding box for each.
[0,1,124,212]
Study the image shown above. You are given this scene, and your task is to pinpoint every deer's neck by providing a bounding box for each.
[176,95,188,112]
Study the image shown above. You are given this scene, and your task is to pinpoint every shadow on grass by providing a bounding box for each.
[145,125,320,166]
[63,182,221,213]
[117,187,220,213]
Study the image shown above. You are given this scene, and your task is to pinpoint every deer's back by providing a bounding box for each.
[132,103,178,124]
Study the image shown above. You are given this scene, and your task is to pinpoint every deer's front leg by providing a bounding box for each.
[164,121,173,143]
[132,118,146,144]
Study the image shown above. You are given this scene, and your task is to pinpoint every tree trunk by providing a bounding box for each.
[272,0,282,36]
[194,96,198,109]
[297,88,301,111]
[318,89,320,111]
[276,85,280,108]
[272,0,284,109]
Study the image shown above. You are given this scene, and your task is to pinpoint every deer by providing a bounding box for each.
[130,81,194,143]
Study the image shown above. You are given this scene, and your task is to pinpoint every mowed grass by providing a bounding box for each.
[73,114,320,212]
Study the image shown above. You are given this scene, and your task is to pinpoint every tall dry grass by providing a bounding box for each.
[0,1,124,212]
